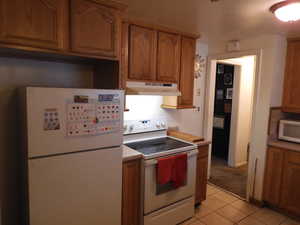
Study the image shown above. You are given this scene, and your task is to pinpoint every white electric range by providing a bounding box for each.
[124,119,198,225]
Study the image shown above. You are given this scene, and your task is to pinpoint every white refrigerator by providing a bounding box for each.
[20,87,124,225]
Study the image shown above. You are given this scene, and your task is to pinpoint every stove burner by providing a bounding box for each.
[125,137,193,155]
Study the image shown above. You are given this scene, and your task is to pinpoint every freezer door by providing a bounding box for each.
[28,147,122,225]
[24,87,124,157]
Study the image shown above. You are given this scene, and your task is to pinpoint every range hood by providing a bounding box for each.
[126,81,181,96]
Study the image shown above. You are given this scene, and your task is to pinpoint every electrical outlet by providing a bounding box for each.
[196,88,201,96]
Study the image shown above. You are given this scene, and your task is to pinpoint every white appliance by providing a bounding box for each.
[19,87,124,225]
[279,119,300,143]
[126,81,181,96]
[124,119,198,225]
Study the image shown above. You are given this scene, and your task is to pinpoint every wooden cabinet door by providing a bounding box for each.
[128,25,157,81]
[120,22,129,89]
[71,0,120,58]
[0,0,67,50]
[263,147,284,206]
[157,32,180,83]
[178,37,196,107]
[282,40,300,113]
[122,159,141,225]
[195,145,209,204]
[280,151,300,215]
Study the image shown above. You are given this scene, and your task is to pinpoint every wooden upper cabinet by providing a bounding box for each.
[178,37,196,107]
[280,151,300,215]
[128,25,157,81]
[157,32,181,83]
[162,36,196,109]
[263,147,284,206]
[70,0,121,58]
[0,0,68,50]
[282,40,300,113]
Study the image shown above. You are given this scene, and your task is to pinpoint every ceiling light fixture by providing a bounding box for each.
[270,0,300,22]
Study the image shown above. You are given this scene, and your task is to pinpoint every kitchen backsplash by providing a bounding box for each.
[124,95,180,128]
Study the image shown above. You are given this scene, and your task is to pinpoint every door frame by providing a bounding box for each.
[227,64,243,167]
[203,49,262,201]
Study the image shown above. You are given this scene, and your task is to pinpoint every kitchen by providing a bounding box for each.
[1,0,300,225]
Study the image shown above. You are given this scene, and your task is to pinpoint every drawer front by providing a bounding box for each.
[144,197,194,225]
[285,150,300,165]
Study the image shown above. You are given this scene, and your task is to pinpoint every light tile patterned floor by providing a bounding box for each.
[181,184,300,225]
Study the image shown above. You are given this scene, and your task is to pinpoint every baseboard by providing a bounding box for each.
[264,203,300,221]
[249,197,265,208]
[235,161,248,167]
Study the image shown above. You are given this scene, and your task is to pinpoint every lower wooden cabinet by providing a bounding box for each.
[195,145,209,205]
[263,147,284,206]
[122,159,141,225]
[281,151,300,215]
[263,146,300,216]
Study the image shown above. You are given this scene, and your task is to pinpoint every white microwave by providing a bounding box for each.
[279,120,300,143]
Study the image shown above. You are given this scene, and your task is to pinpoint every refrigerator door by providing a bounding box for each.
[24,87,124,158]
[28,147,122,225]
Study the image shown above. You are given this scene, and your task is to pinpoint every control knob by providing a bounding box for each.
[129,125,134,132]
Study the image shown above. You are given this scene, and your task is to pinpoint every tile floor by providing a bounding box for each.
[181,184,300,225]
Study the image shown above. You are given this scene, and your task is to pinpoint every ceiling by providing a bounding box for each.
[118,0,300,42]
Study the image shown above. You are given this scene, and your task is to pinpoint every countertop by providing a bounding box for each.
[122,133,211,162]
[195,140,211,147]
[167,130,211,147]
[167,130,204,143]
[268,138,300,153]
[122,145,143,162]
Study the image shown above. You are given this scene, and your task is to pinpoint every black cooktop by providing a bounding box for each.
[125,137,193,155]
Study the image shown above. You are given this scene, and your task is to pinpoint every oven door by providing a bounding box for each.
[144,149,198,214]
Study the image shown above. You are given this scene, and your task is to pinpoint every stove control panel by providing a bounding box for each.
[123,119,167,135]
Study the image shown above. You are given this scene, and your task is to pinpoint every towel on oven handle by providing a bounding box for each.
[156,153,187,188]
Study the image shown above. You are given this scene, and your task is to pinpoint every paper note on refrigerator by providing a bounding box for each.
[66,95,121,137]
[43,108,60,131]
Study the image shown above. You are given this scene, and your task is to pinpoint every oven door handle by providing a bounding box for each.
[145,149,198,167]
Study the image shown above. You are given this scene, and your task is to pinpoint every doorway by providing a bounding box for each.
[205,53,258,200]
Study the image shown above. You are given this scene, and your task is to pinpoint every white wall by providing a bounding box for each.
[221,57,255,168]
[207,34,287,201]
[124,40,209,137]
[176,42,208,136]
[124,95,181,127]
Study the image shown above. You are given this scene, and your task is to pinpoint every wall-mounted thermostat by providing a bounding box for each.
[227,40,240,52]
